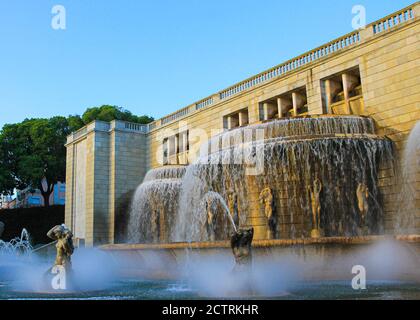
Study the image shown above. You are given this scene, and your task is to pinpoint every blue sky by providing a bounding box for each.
[0,0,414,129]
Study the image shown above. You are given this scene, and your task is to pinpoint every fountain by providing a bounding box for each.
[127,166,185,243]
[126,115,394,243]
[95,115,420,298]
[1,116,419,299]
[0,228,33,283]
[0,228,32,256]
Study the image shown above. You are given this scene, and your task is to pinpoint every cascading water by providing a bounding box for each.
[175,115,394,242]
[127,115,395,244]
[396,121,420,234]
[143,165,187,181]
[127,166,186,243]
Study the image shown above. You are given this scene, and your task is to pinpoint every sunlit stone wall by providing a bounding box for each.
[65,121,148,246]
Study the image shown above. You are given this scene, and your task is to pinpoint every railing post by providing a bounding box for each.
[413,3,420,19]
[359,26,373,42]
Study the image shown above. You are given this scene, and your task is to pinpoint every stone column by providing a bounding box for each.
[263,103,270,121]
[227,115,233,130]
[238,110,249,126]
[292,92,305,116]
[227,115,239,129]
[263,102,277,120]
[325,79,342,114]
[277,97,292,118]
[342,73,359,114]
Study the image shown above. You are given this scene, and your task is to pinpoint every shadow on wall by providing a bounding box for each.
[0,206,65,245]
[114,190,135,243]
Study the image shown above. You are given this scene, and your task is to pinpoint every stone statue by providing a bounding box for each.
[308,178,322,238]
[44,224,75,291]
[228,192,239,228]
[259,187,277,239]
[356,182,369,232]
[0,221,4,239]
[230,227,254,272]
[205,197,217,241]
[47,224,74,269]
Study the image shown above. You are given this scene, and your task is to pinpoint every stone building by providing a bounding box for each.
[65,3,420,246]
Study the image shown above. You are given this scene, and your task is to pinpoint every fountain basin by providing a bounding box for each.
[101,235,420,283]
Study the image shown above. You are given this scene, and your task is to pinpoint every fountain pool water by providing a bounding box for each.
[1,235,420,299]
[1,116,419,300]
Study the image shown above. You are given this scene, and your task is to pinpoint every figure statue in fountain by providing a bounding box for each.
[47,224,74,269]
[44,224,76,290]
[259,187,277,239]
[228,192,239,228]
[308,178,322,238]
[356,182,369,234]
[205,196,217,241]
[231,227,254,272]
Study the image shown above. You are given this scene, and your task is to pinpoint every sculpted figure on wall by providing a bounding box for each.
[308,178,322,238]
[259,187,277,239]
[356,182,369,232]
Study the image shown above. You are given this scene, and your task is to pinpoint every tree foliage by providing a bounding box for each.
[82,105,154,125]
[0,117,79,205]
[0,105,153,206]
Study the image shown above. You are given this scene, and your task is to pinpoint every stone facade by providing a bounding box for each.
[65,3,420,245]
[65,121,148,246]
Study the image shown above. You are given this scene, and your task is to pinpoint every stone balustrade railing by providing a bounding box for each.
[66,120,149,144]
[196,97,214,110]
[219,32,360,101]
[121,122,148,133]
[372,7,415,34]
[161,105,191,125]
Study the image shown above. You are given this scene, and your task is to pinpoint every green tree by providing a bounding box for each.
[67,115,85,132]
[0,106,152,206]
[81,105,154,125]
[0,116,80,206]
[0,139,15,195]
